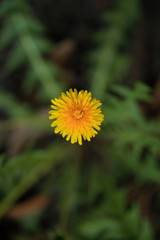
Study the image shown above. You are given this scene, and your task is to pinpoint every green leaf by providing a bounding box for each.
[59,157,80,228]
[90,0,140,98]
[124,206,140,237]
[34,37,52,53]
[79,217,125,239]
[0,0,31,16]
[0,143,69,218]
[0,91,31,118]
[4,42,26,73]
[138,220,154,240]
[23,68,37,92]
[0,19,16,48]
[112,82,151,102]
[23,15,45,33]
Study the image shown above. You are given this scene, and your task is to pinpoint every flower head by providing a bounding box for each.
[49,89,104,145]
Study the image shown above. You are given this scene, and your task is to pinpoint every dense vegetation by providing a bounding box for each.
[0,0,160,239]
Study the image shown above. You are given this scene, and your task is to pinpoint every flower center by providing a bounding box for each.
[73,109,84,120]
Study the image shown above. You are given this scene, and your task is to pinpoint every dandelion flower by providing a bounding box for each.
[49,89,104,145]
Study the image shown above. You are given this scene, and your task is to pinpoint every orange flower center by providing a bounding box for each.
[73,109,84,120]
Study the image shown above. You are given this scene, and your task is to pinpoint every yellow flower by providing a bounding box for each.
[49,89,104,145]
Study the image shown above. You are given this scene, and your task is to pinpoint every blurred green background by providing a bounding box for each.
[0,0,160,239]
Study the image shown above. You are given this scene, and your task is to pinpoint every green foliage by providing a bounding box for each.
[0,143,71,218]
[0,91,31,118]
[0,0,63,100]
[0,0,159,239]
[90,0,140,99]
[101,82,160,183]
